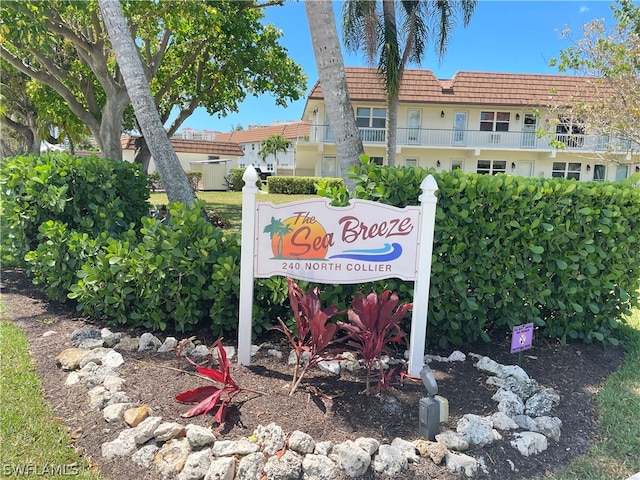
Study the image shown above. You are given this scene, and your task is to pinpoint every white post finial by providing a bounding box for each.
[238,165,260,366]
[409,174,439,377]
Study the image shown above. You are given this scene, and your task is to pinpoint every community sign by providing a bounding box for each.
[255,199,422,283]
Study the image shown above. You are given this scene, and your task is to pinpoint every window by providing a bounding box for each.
[615,165,629,181]
[208,155,219,160]
[552,162,581,180]
[356,107,386,142]
[480,112,511,132]
[451,159,464,170]
[555,117,585,147]
[405,158,418,167]
[477,160,506,175]
[593,164,606,181]
[370,156,383,166]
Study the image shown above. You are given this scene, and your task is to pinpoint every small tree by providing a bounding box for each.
[258,134,292,174]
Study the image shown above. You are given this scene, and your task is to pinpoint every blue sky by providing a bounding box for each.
[180,0,620,133]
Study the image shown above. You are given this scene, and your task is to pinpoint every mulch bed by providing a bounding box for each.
[0,267,627,479]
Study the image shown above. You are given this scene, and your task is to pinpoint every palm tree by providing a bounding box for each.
[97,0,195,206]
[305,0,364,190]
[343,0,477,166]
[258,134,293,174]
[263,217,292,258]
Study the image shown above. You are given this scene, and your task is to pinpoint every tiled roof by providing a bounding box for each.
[308,67,605,107]
[121,135,244,156]
[213,121,310,144]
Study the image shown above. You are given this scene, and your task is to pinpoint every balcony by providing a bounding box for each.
[306,125,638,155]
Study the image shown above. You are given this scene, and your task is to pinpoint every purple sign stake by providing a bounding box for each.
[511,322,534,366]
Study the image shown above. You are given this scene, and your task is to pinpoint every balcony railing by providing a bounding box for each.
[306,125,638,154]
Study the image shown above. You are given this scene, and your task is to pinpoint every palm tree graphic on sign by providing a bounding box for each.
[263,217,292,258]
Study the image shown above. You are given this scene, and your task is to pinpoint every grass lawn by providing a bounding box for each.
[149,191,318,233]
[0,320,104,479]
[527,306,640,480]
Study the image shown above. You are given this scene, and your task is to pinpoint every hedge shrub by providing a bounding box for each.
[0,153,149,266]
[322,159,640,347]
[267,176,345,195]
[67,201,287,337]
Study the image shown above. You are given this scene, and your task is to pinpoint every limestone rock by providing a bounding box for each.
[204,456,235,480]
[302,454,336,480]
[373,445,407,475]
[131,443,159,468]
[153,437,191,478]
[510,431,548,456]
[289,430,315,455]
[263,450,302,480]
[445,451,478,477]
[177,448,212,480]
[354,437,380,456]
[185,424,216,448]
[329,440,370,478]
[255,423,286,455]
[236,452,265,480]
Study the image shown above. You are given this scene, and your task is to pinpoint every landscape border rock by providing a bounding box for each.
[54,327,564,479]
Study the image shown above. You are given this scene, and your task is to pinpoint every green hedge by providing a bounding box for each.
[67,201,289,337]
[0,153,149,266]
[331,159,640,347]
[148,170,202,192]
[267,175,344,195]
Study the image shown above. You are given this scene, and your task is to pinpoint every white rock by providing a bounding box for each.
[445,451,478,477]
[153,421,186,442]
[132,416,164,444]
[101,429,137,458]
[158,336,178,353]
[255,423,286,455]
[103,375,125,392]
[131,443,158,468]
[211,438,260,456]
[204,456,235,480]
[185,424,216,448]
[510,431,548,456]
[289,430,316,455]
[534,416,562,442]
[236,452,265,480]
[456,414,500,447]
[177,448,212,480]
[302,454,336,480]
[373,445,407,475]
[354,437,380,456]
[263,450,302,480]
[329,440,370,478]
[491,412,520,431]
[391,437,419,462]
[314,441,333,456]
[102,403,134,423]
[435,430,469,451]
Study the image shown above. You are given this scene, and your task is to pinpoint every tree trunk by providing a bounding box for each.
[386,96,398,167]
[305,0,363,190]
[133,136,152,173]
[98,0,195,206]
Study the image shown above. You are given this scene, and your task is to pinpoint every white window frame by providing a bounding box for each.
[477,160,507,175]
[405,157,418,167]
[480,112,511,132]
[551,162,582,180]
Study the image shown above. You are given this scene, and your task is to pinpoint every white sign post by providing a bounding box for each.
[238,165,438,376]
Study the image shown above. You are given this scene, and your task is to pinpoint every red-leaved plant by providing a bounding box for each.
[339,290,411,394]
[175,339,250,428]
[274,278,341,395]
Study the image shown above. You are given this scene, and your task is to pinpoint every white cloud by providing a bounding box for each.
[579,6,590,13]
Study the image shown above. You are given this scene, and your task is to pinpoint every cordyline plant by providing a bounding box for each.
[274,278,341,396]
[175,339,258,428]
[339,290,411,394]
